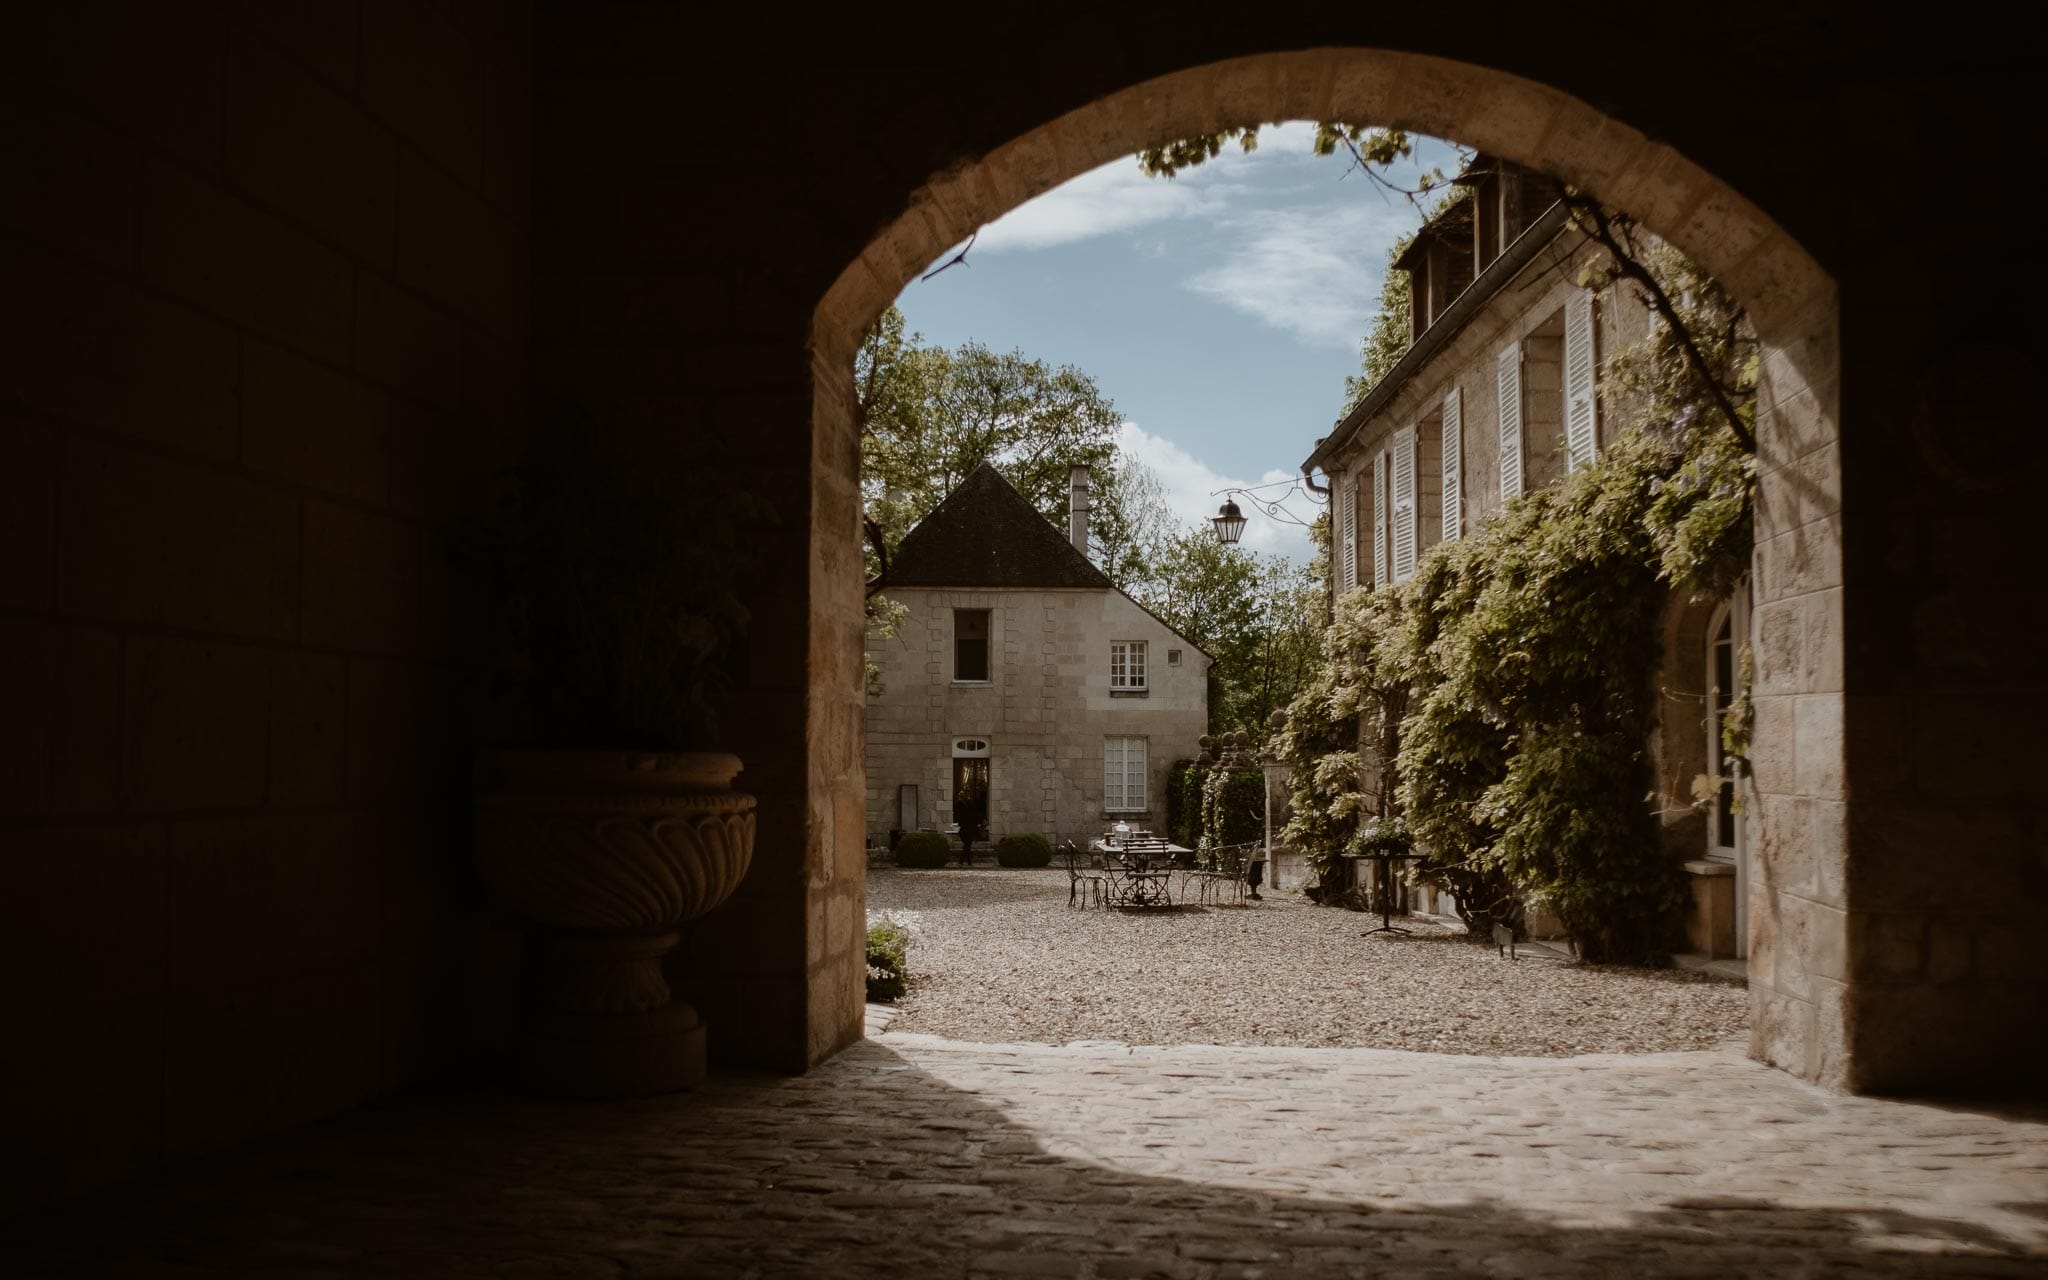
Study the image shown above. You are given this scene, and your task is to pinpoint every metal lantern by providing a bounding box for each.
[1211,499,1247,545]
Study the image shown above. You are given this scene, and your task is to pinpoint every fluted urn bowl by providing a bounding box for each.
[475,750,755,929]
[474,750,757,1096]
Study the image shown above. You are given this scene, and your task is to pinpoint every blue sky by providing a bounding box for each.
[895,124,1464,564]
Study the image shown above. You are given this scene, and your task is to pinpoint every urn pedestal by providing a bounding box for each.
[475,751,756,1096]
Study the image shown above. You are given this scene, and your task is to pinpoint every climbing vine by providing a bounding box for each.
[1283,246,1757,963]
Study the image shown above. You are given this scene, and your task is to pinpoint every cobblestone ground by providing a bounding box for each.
[5,1026,2043,1277]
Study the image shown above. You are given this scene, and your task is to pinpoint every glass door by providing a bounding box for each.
[952,757,989,845]
[1706,596,1750,957]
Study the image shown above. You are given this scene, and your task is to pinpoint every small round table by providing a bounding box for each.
[1356,851,1419,937]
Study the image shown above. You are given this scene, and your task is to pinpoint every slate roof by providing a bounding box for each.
[873,462,1113,591]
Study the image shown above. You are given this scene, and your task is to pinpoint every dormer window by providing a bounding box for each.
[1110,640,1147,691]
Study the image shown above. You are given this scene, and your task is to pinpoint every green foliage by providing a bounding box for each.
[863,593,909,697]
[1402,436,1683,961]
[866,914,912,1002]
[856,306,1136,576]
[1608,248,1759,598]
[994,833,1053,867]
[1346,814,1414,856]
[1284,249,1756,960]
[481,413,777,750]
[892,831,951,869]
[1199,768,1266,850]
[1128,532,1325,740]
[1342,186,1472,418]
[1165,760,1201,848]
[1274,640,1364,902]
[1343,259,1411,415]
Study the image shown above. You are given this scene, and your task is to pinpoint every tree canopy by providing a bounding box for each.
[1133,528,1323,740]
[856,306,1158,586]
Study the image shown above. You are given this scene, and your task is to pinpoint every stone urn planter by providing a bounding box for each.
[475,750,756,1096]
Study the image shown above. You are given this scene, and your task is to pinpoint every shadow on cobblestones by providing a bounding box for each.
[3,1038,2042,1278]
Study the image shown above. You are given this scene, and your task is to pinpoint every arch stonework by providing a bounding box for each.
[8,4,2036,1217]
[810,50,1852,1085]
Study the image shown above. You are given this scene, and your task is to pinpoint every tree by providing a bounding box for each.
[856,306,1132,576]
[1342,254,1411,416]
[1088,455,1177,593]
[1129,531,1324,740]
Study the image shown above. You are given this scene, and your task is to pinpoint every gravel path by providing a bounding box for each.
[868,866,1748,1056]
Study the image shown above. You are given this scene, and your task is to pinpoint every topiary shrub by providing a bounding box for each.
[893,830,950,868]
[994,833,1052,867]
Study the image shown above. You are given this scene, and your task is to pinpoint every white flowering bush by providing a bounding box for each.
[865,910,921,1002]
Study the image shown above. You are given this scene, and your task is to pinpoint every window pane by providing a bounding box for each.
[1111,641,1146,688]
[955,609,989,681]
[1105,737,1144,810]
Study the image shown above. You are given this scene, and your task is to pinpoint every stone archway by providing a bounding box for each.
[809,51,1849,1084]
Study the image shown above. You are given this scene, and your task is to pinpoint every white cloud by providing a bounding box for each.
[969,160,1212,253]
[960,121,1329,256]
[1117,422,1318,565]
[1182,202,1404,350]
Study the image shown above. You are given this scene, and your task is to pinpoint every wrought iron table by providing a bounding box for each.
[1088,841,1186,909]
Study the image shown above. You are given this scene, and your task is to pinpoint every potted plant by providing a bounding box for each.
[471,416,775,1097]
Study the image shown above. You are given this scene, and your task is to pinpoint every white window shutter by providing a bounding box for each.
[1392,426,1418,582]
[1339,474,1357,590]
[1373,448,1390,588]
[1440,387,1462,543]
[1565,288,1598,472]
[1497,342,1524,502]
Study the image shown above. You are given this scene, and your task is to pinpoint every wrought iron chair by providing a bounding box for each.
[1188,842,1256,906]
[1060,841,1105,907]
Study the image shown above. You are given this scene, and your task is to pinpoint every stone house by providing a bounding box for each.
[1302,157,1748,957]
[864,463,1211,850]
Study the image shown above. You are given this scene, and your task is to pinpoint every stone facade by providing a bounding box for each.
[1309,164,1750,953]
[866,587,1209,846]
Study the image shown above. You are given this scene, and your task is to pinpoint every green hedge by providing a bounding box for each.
[893,830,950,868]
[1202,768,1265,849]
[994,833,1052,867]
[1165,760,1201,847]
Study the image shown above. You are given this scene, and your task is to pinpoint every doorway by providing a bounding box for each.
[952,757,989,845]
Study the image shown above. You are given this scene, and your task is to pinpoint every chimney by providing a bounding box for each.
[1068,465,1091,558]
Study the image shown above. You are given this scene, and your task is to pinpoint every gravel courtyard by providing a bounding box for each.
[869,866,1748,1056]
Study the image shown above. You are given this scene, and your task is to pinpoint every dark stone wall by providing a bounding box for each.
[0,0,534,1216]
[1,0,2036,1218]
